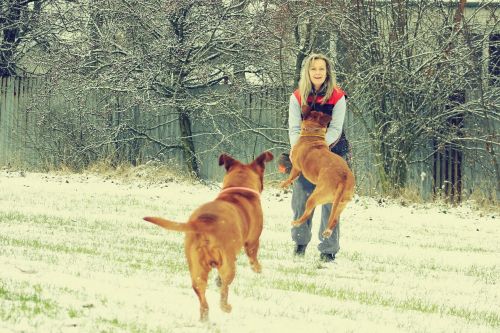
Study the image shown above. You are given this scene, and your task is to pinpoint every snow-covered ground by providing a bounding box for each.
[0,169,498,333]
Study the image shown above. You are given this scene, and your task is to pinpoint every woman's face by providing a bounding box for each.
[308,58,327,90]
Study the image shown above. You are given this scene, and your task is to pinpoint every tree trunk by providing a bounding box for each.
[178,109,199,177]
[293,19,312,87]
[0,1,23,76]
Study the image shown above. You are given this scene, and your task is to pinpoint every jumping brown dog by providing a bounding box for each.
[280,110,354,238]
[144,151,273,321]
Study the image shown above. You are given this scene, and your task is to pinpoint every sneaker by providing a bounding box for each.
[319,253,335,262]
[294,244,307,256]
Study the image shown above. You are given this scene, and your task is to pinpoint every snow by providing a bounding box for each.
[0,169,498,333]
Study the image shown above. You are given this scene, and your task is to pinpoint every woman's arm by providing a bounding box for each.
[326,96,346,147]
[288,94,302,147]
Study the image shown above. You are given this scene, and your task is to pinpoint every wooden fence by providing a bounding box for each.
[0,77,41,167]
[0,77,497,202]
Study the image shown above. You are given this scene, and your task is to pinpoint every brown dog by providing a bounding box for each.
[280,110,354,238]
[144,151,273,321]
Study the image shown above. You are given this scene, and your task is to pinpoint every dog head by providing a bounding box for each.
[219,151,274,192]
[302,110,332,129]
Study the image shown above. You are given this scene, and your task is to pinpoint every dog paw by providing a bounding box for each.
[220,303,232,313]
[200,309,209,321]
[251,263,262,273]
[322,229,333,238]
[280,181,290,188]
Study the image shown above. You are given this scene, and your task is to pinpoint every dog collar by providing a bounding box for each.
[219,187,261,197]
[300,127,326,137]
[300,131,325,138]
[301,127,323,131]
[300,133,325,138]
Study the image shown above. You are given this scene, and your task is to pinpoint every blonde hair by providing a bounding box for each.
[298,53,338,107]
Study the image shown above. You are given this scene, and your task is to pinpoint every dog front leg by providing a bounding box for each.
[244,240,262,273]
[280,167,301,188]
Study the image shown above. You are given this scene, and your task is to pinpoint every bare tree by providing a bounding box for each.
[0,0,49,76]
[28,0,289,174]
[13,0,497,200]
[334,0,499,198]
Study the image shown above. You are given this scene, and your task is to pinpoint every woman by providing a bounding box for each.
[287,53,350,262]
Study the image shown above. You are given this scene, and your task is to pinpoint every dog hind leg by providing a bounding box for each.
[190,265,211,321]
[322,184,347,238]
[292,188,332,226]
[217,260,236,313]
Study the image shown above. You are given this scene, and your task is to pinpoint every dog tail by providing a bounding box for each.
[143,216,195,233]
[144,215,218,233]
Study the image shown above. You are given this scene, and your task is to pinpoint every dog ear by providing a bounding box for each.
[319,113,332,127]
[219,153,237,171]
[311,111,321,122]
[305,110,320,121]
[253,151,274,168]
[301,105,311,119]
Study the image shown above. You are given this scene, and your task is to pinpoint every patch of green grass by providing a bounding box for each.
[343,250,498,282]
[273,263,320,277]
[0,211,73,228]
[0,234,100,256]
[67,307,81,318]
[418,241,493,253]
[268,278,500,327]
[98,317,172,333]
[464,265,500,284]
[0,282,59,320]
[0,210,125,236]
[446,305,500,327]
[342,250,363,262]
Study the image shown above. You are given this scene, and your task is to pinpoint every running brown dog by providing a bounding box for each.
[144,151,273,321]
[280,110,354,238]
